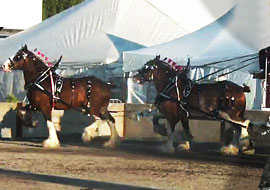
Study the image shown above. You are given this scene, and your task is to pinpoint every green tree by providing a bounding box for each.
[6,94,18,103]
[43,0,84,20]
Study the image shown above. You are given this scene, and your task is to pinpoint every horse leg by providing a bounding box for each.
[103,112,120,148]
[180,113,193,140]
[42,109,60,148]
[220,123,240,155]
[177,115,192,151]
[159,119,175,153]
[82,116,102,143]
[219,111,254,155]
[239,126,255,155]
[82,111,120,148]
[238,112,255,155]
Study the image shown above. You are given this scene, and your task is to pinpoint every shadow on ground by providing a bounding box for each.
[0,168,156,190]
[1,134,268,170]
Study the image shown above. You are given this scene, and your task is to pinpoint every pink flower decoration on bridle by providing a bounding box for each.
[47,62,53,67]
[163,57,186,71]
[34,49,52,67]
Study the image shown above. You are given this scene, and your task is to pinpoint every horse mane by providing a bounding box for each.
[156,58,189,80]
[22,48,50,71]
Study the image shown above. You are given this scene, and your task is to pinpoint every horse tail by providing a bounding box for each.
[242,84,250,93]
[225,81,250,93]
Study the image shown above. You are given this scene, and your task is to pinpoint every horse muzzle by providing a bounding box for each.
[2,59,12,72]
[131,74,143,84]
[134,78,143,84]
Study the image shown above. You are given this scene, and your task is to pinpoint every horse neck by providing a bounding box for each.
[152,68,176,93]
[152,67,188,94]
[22,59,48,85]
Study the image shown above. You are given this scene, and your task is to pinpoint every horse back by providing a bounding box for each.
[189,80,248,113]
[55,76,113,109]
[197,80,249,94]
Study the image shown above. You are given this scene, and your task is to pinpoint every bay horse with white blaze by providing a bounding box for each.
[133,55,252,155]
[2,45,120,148]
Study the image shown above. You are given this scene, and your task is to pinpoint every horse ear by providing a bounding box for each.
[186,58,191,71]
[156,55,160,60]
[23,44,28,50]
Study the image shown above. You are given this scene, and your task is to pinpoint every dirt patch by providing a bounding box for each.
[0,139,266,190]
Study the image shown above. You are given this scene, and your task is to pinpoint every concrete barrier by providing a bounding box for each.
[245,110,270,147]
[0,103,17,138]
[8,103,270,145]
[15,103,125,139]
[16,103,223,142]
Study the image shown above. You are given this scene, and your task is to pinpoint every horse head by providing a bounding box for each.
[132,55,166,83]
[132,55,183,85]
[2,45,48,73]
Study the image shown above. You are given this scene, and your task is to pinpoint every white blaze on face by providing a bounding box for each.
[2,55,14,72]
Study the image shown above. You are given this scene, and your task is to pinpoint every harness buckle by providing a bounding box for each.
[183,80,193,98]
[55,77,64,98]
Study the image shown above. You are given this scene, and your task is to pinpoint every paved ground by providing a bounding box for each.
[0,136,267,190]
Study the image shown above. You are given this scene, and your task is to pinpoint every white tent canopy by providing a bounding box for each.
[0,0,236,67]
[0,0,236,101]
[123,0,270,73]
[0,0,190,66]
[123,0,270,109]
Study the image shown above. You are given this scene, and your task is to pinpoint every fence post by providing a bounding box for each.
[15,102,23,139]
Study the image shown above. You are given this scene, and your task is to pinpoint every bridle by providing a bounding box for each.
[136,58,192,115]
[8,48,49,74]
[137,59,182,83]
[135,61,156,83]
[8,58,15,68]
[5,49,28,71]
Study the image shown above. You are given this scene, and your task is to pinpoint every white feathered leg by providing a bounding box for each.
[104,120,120,148]
[43,120,60,148]
[82,119,102,143]
[159,121,175,153]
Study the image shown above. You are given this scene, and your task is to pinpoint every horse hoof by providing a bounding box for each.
[241,147,255,155]
[159,144,175,154]
[220,145,239,155]
[42,139,60,148]
[82,128,98,143]
[82,133,93,143]
[103,141,118,149]
[177,141,190,151]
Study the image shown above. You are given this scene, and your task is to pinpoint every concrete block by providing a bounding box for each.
[0,103,17,138]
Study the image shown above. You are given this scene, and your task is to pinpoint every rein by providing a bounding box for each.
[25,66,71,108]
[25,67,51,90]
[207,61,256,82]
[21,53,72,108]
[156,74,192,117]
[160,94,252,129]
[195,55,258,82]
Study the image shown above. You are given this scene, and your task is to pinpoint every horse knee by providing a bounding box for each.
[100,106,108,115]
[101,112,115,123]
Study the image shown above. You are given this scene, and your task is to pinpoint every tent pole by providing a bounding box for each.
[265,50,270,108]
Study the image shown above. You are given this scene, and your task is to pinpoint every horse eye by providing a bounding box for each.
[15,55,21,60]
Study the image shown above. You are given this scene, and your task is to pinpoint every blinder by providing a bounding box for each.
[8,58,15,69]
[135,62,156,83]
[7,49,28,69]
